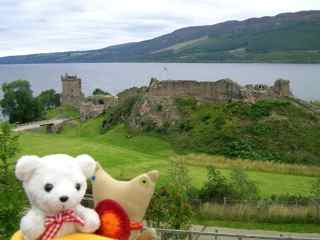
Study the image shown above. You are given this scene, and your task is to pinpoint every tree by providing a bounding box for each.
[199,166,234,202]
[1,80,44,123]
[146,159,193,230]
[93,88,110,96]
[0,123,26,239]
[37,89,60,110]
[230,168,259,200]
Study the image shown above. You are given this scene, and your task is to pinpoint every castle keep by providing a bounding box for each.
[61,74,84,107]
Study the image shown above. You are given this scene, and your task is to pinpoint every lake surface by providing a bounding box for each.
[0,63,319,100]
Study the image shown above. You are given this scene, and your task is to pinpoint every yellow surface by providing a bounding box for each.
[11,231,112,240]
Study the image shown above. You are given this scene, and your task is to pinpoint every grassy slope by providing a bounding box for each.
[171,99,320,165]
[46,105,80,119]
[18,117,316,197]
[16,118,320,232]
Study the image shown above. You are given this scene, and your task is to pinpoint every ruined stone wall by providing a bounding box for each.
[80,102,105,121]
[61,74,84,108]
[241,79,292,103]
[148,79,242,101]
[129,78,293,129]
[80,95,118,121]
[147,78,292,103]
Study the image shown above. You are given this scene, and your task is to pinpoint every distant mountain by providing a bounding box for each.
[1,10,320,64]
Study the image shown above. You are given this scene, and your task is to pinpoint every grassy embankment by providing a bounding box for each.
[46,105,80,119]
[18,117,317,197]
[14,117,320,232]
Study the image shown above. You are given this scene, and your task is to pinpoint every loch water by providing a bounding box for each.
[0,63,319,100]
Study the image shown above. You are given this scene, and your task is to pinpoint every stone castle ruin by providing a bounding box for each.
[60,74,293,123]
[80,95,118,121]
[128,78,293,129]
[61,74,84,107]
[61,74,118,121]
[147,78,292,103]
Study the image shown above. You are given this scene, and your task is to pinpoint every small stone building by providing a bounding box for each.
[61,74,84,108]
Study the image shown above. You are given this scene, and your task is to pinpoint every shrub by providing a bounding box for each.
[102,96,140,131]
[146,159,193,229]
[199,166,234,202]
[230,169,259,200]
[175,97,197,115]
[0,123,27,239]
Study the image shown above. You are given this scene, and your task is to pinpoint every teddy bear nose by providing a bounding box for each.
[59,196,69,202]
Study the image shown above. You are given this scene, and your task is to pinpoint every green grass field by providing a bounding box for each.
[12,117,320,233]
[17,117,316,197]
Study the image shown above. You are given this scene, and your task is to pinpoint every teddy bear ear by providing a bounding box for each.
[15,155,41,182]
[75,154,97,178]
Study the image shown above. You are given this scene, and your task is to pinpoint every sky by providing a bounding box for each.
[0,0,320,57]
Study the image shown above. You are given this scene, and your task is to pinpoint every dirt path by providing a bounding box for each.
[13,118,70,132]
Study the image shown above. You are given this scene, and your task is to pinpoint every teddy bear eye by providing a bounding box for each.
[75,183,81,191]
[44,183,54,192]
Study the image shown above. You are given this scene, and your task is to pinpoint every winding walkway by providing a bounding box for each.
[13,118,71,132]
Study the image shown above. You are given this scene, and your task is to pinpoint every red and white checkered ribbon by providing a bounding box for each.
[39,209,85,240]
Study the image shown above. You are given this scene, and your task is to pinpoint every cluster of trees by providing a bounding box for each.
[146,161,320,228]
[0,80,60,123]
[199,166,259,202]
[146,160,259,229]
[92,88,110,96]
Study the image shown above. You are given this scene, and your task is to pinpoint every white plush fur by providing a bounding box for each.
[16,154,100,240]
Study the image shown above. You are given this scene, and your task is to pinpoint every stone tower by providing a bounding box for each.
[61,74,84,108]
[273,79,292,97]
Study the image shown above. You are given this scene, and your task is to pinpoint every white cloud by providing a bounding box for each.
[0,0,319,57]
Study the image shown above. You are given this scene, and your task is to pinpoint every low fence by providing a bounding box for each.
[83,194,320,225]
[81,194,320,239]
[155,228,320,240]
[189,198,320,224]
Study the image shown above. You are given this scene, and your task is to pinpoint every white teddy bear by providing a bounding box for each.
[15,154,101,240]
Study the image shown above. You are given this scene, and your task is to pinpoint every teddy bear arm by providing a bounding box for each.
[20,210,46,240]
[75,205,100,233]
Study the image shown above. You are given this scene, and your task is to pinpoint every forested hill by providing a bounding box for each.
[1,10,320,64]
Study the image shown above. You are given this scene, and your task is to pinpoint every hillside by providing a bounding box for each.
[103,95,320,165]
[1,10,320,64]
[15,118,317,197]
